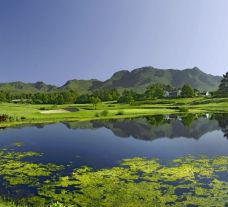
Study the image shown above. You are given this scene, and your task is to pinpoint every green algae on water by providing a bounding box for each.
[35,156,228,207]
[0,146,228,207]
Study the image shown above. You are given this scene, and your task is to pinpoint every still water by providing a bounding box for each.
[0,113,228,206]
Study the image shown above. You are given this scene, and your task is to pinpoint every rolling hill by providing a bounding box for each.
[58,79,102,94]
[0,81,57,94]
[96,67,222,92]
[0,67,222,94]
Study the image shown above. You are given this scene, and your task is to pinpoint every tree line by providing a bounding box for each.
[1,72,228,104]
[0,84,201,105]
[0,90,77,104]
[215,72,228,97]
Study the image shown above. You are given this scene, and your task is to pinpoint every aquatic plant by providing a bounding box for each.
[34,156,228,207]
[0,145,228,207]
[0,148,62,187]
[13,142,25,147]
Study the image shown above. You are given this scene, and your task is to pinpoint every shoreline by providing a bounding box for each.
[1,97,228,128]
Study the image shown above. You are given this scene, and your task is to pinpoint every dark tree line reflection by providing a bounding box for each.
[3,113,228,140]
[212,113,228,138]
[63,113,228,140]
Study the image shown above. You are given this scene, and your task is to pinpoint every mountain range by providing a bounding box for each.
[0,66,222,94]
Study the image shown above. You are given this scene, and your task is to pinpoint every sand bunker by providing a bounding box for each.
[40,109,70,114]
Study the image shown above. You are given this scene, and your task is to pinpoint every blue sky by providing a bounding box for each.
[1,0,228,85]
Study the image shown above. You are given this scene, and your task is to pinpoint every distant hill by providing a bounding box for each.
[0,67,222,94]
[58,79,102,94]
[0,81,57,94]
[95,67,222,92]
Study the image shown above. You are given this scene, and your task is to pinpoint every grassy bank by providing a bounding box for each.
[0,97,228,127]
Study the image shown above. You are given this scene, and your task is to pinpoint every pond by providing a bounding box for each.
[0,113,228,206]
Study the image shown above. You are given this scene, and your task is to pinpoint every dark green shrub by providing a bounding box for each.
[95,113,100,117]
[100,110,109,116]
[178,107,189,112]
[116,110,124,115]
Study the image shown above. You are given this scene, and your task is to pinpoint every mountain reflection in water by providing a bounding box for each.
[61,113,226,141]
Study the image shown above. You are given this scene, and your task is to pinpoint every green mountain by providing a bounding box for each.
[0,81,57,94]
[58,79,102,94]
[96,67,222,92]
[0,67,222,94]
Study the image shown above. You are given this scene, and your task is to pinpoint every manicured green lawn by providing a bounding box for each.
[0,97,228,127]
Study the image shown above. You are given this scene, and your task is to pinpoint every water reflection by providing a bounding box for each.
[0,113,228,169]
[212,113,228,138]
[3,113,228,141]
[63,114,224,140]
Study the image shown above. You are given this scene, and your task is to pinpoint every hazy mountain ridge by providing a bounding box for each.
[0,81,57,93]
[0,67,222,94]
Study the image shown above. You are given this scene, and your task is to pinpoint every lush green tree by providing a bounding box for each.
[134,93,145,101]
[75,94,91,104]
[0,89,78,104]
[181,84,195,98]
[163,84,174,92]
[145,84,164,99]
[0,91,8,102]
[110,88,120,100]
[90,96,101,108]
[61,90,77,103]
[93,89,120,101]
[118,90,135,104]
[216,72,228,97]
[56,94,64,104]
